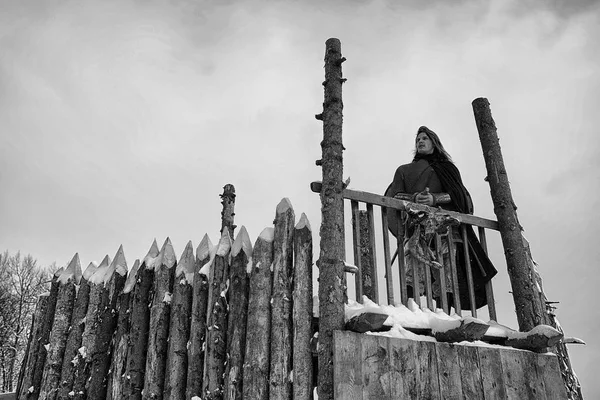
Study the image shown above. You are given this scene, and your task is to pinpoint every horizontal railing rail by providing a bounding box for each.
[311,181,499,321]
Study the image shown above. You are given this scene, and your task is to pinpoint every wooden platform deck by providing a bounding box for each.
[333,330,567,399]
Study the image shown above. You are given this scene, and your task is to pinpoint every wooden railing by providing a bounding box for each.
[312,182,499,321]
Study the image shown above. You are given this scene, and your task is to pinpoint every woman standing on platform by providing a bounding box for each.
[385,126,496,309]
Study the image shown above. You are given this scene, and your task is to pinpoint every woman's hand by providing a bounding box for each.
[414,187,434,206]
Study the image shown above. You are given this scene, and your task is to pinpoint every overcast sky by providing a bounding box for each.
[1,0,599,396]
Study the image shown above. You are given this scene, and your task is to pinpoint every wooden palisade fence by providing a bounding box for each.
[16,187,315,400]
[15,39,583,400]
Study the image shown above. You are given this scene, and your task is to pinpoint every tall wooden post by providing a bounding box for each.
[472,98,546,332]
[316,37,347,400]
[220,184,237,238]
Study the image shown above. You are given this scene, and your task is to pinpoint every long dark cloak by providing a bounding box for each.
[387,153,498,308]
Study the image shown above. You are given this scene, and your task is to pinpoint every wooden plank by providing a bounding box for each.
[380,207,395,305]
[417,341,441,399]
[457,345,484,399]
[310,182,499,230]
[366,204,379,303]
[477,347,507,400]
[424,263,434,311]
[500,347,536,399]
[447,235,462,316]
[388,338,418,398]
[435,234,449,314]
[538,353,568,400]
[361,335,390,399]
[395,209,408,306]
[333,331,362,400]
[461,225,477,317]
[436,343,463,399]
[523,350,547,399]
[351,200,363,302]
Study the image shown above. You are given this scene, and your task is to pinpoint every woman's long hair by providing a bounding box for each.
[413,126,453,162]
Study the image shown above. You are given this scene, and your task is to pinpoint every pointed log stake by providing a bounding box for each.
[293,213,314,400]
[39,254,81,400]
[57,261,97,399]
[86,246,127,400]
[186,235,214,400]
[72,254,110,400]
[143,238,176,400]
[224,226,252,400]
[472,98,546,332]
[269,198,296,400]
[164,241,195,400]
[124,240,159,400]
[317,37,346,400]
[18,290,51,399]
[220,184,237,238]
[243,228,275,400]
[20,268,60,400]
[107,259,140,400]
[203,229,232,400]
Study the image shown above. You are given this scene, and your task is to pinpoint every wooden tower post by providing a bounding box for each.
[472,97,547,332]
[220,184,237,238]
[316,37,347,400]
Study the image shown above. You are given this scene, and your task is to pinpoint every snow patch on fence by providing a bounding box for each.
[123,259,141,294]
[295,213,311,231]
[216,229,232,257]
[276,197,293,214]
[176,240,195,283]
[259,227,275,242]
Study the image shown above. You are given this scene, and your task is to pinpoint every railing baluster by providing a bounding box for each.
[380,207,395,305]
[478,227,497,321]
[461,225,477,317]
[411,246,421,309]
[350,200,363,303]
[447,232,462,316]
[396,210,408,306]
[366,204,379,304]
[424,264,434,311]
[436,234,449,314]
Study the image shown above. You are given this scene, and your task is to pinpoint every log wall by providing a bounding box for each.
[333,330,567,400]
[16,199,315,400]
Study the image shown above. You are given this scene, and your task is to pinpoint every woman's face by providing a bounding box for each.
[416,132,434,155]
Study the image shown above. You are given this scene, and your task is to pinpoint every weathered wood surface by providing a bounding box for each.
[292,214,313,400]
[143,239,176,400]
[473,97,546,332]
[124,240,158,400]
[457,345,484,399]
[435,343,463,398]
[20,270,60,400]
[333,331,567,399]
[242,228,274,400]
[203,230,232,400]
[72,255,111,400]
[18,293,50,399]
[57,262,96,400]
[358,210,378,302]
[186,235,213,400]
[220,184,237,238]
[224,227,251,400]
[317,37,347,400]
[163,242,194,400]
[106,259,140,400]
[39,255,80,400]
[270,199,295,400]
[477,347,507,400]
[87,247,127,400]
